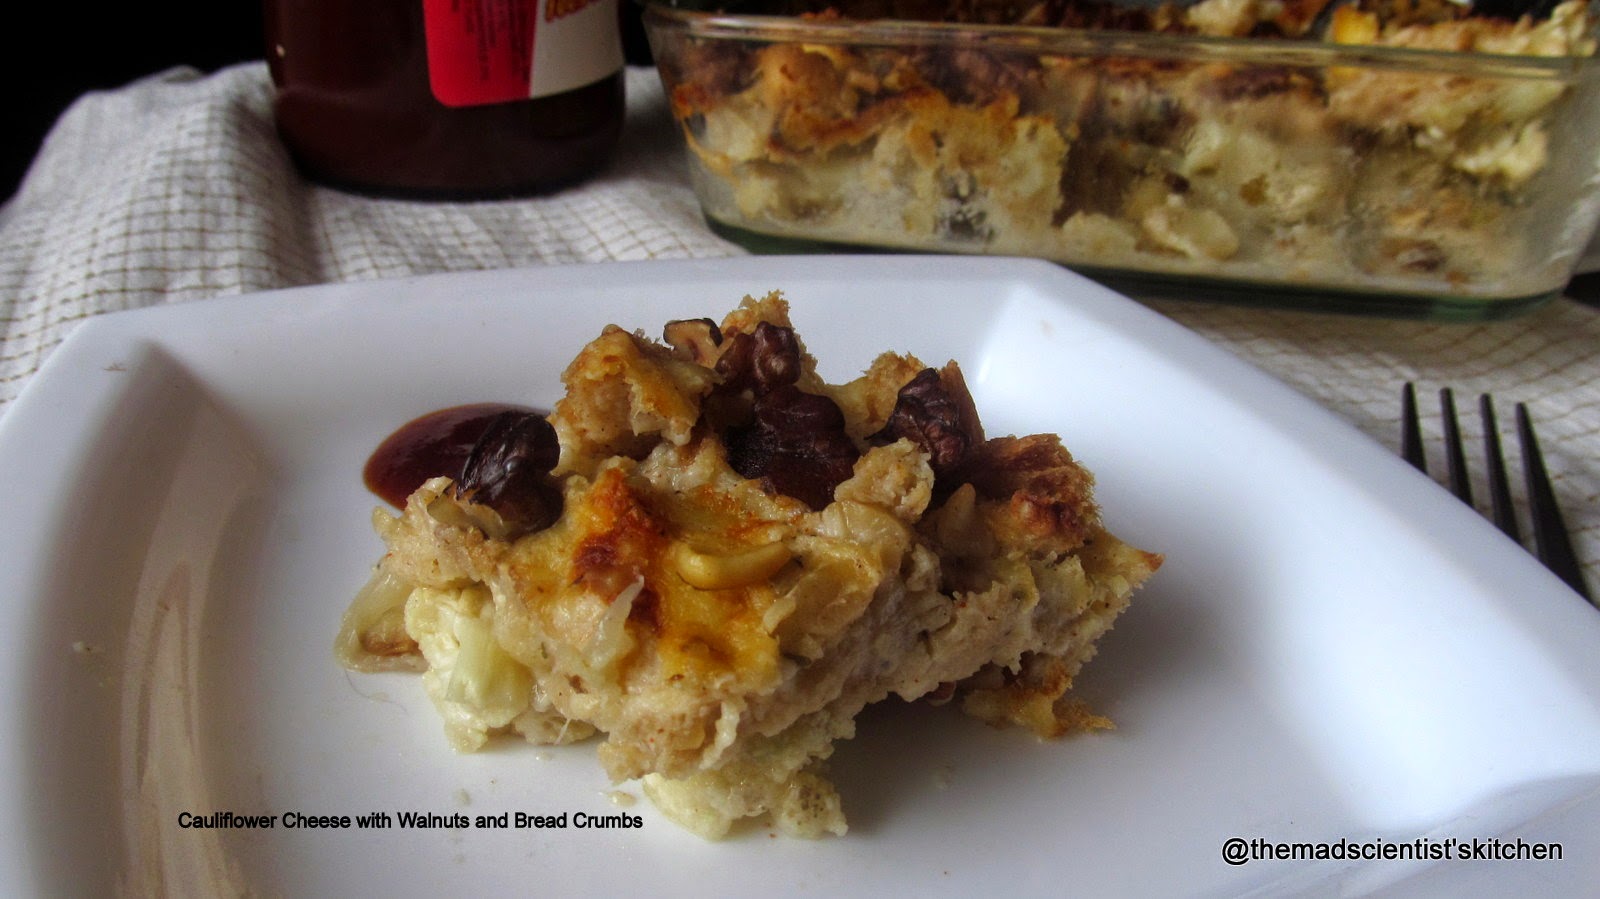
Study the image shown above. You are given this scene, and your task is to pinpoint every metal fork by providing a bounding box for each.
[1401,383,1593,605]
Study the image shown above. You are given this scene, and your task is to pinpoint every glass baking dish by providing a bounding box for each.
[643,0,1600,318]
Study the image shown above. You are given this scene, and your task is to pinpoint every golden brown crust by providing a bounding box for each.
[964,433,1098,553]
[551,325,718,475]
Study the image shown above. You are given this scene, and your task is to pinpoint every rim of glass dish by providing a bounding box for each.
[644,2,1598,79]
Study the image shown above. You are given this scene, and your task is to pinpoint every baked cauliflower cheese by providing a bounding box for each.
[336,292,1161,839]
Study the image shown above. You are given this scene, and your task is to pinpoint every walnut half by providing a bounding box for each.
[869,362,986,496]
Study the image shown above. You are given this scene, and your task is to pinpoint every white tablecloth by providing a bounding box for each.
[1,62,1596,590]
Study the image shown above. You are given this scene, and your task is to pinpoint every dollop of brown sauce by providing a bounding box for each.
[363,403,544,508]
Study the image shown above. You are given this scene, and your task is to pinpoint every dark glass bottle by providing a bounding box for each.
[263,0,625,199]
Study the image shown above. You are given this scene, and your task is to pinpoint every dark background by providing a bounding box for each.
[2,6,265,202]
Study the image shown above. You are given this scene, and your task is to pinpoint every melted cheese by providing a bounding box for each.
[499,460,788,693]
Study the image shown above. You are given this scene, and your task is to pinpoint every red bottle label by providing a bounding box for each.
[422,0,622,108]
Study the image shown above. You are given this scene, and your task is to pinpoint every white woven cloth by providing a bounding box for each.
[1,62,1597,589]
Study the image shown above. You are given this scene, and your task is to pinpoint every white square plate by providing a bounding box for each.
[1,256,1596,896]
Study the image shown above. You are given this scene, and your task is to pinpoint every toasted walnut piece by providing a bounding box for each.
[663,318,724,365]
[869,368,971,476]
[937,361,985,443]
[868,364,985,495]
[712,318,860,509]
[753,322,804,388]
[701,332,758,432]
[715,321,803,394]
[455,410,564,538]
[725,384,861,510]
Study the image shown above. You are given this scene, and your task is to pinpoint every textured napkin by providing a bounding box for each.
[0,62,1595,589]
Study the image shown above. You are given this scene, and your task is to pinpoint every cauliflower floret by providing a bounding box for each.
[405,585,534,751]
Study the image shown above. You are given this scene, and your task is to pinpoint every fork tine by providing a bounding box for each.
[1439,388,1472,504]
[1478,394,1520,542]
[1401,382,1427,472]
[1514,403,1594,604]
